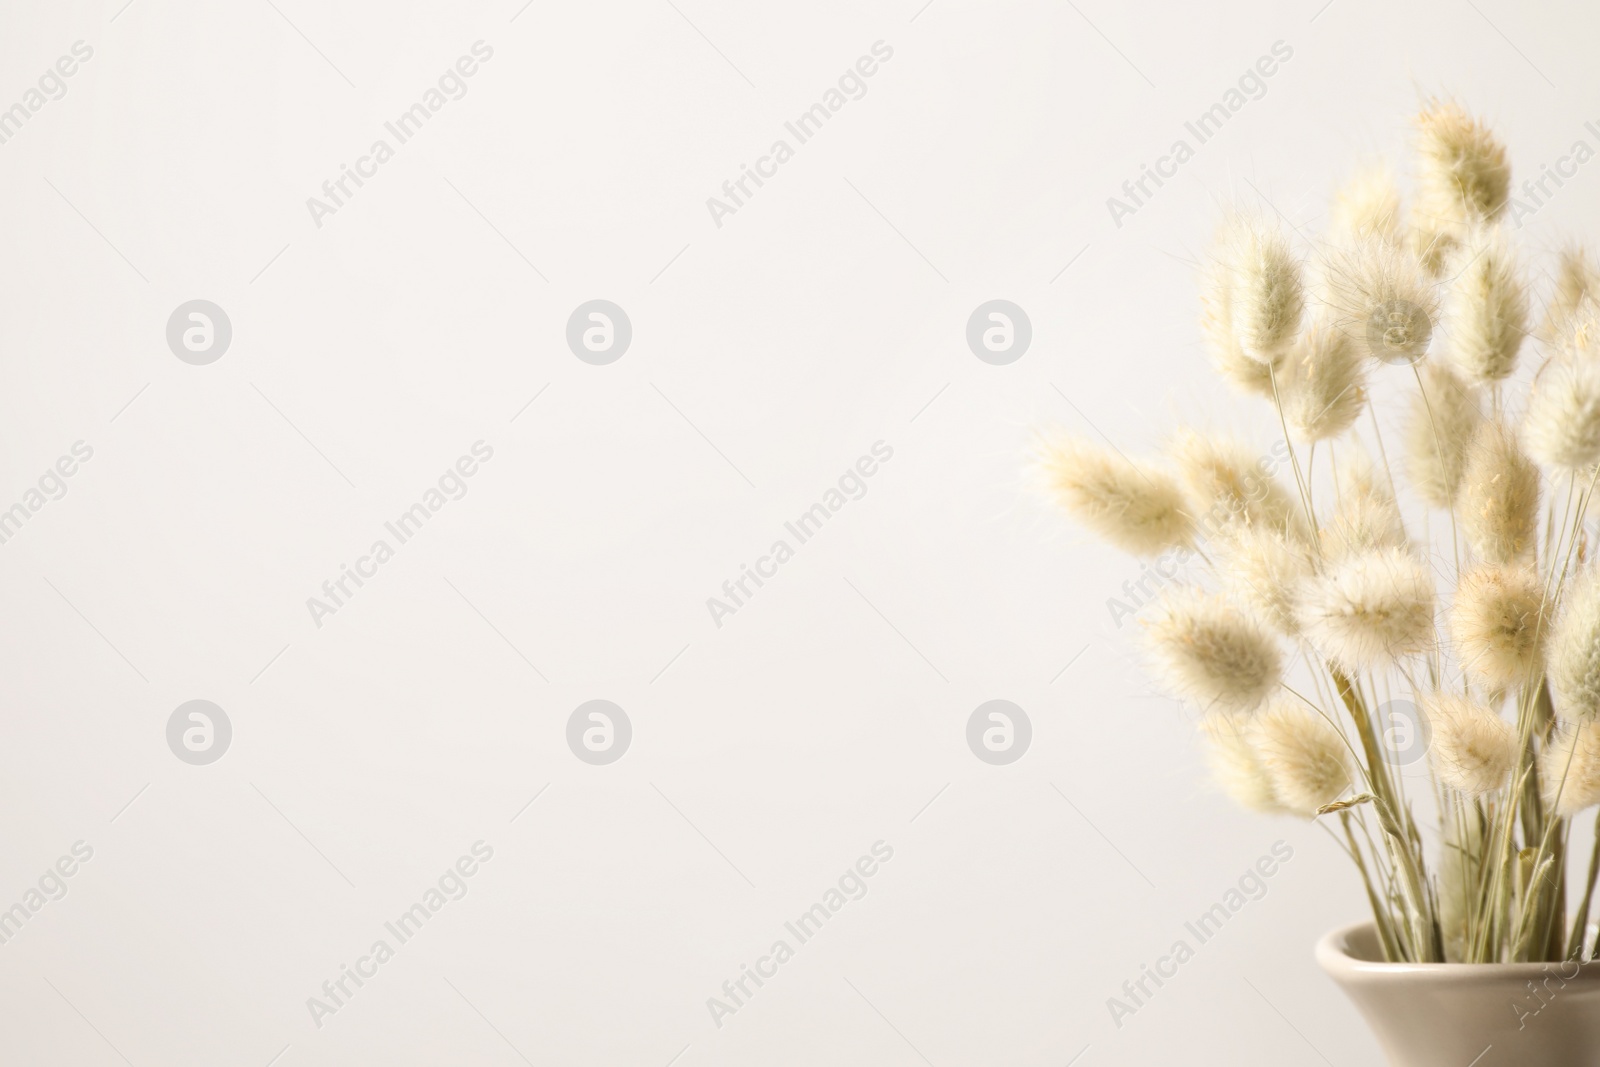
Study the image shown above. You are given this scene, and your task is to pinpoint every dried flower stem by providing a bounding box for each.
[1268,362,1322,557]
[1330,664,1445,960]
[1575,808,1600,957]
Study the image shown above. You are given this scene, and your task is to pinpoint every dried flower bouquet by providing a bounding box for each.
[1043,100,1600,964]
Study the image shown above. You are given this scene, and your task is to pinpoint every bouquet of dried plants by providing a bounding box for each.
[1042,100,1600,964]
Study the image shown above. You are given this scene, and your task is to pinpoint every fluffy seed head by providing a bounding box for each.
[1278,317,1368,441]
[1217,218,1305,363]
[1323,487,1409,562]
[1330,166,1402,246]
[1144,588,1283,713]
[1543,721,1600,817]
[1215,525,1313,636]
[1414,100,1511,231]
[1248,699,1352,816]
[1572,298,1600,355]
[1423,693,1517,796]
[1443,227,1527,384]
[1549,564,1600,723]
[1037,437,1193,555]
[1324,238,1439,365]
[1450,565,1546,692]
[1459,418,1540,565]
[1201,260,1281,397]
[1199,715,1285,814]
[1170,431,1303,541]
[1524,356,1600,471]
[1338,444,1397,500]
[1323,447,1407,560]
[1543,246,1599,343]
[1405,361,1482,508]
[1412,224,1460,279]
[1297,546,1436,670]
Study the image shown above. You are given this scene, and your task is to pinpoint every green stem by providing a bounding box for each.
[1343,811,1403,961]
[1330,666,1441,960]
[1576,810,1600,960]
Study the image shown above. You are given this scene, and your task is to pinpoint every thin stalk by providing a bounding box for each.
[1330,665,1441,960]
[1344,811,1403,960]
[1268,363,1320,556]
[1574,809,1600,959]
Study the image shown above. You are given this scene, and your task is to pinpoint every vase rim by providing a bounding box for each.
[1317,920,1600,978]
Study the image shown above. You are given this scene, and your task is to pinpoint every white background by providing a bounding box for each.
[0,0,1594,1064]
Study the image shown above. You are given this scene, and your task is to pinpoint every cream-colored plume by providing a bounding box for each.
[1202,259,1278,398]
[1414,100,1511,232]
[1170,431,1303,540]
[1571,299,1600,356]
[1523,356,1600,471]
[1543,721,1600,817]
[1278,317,1368,441]
[1405,361,1482,508]
[1459,418,1540,564]
[1412,225,1459,279]
[1322,446,1407,560]
[1214,524,1312,636]
[1144,588,1283,713]
[1544,247,1599,343]
[1549,564,1600,722]
[1037,437,1193,555]
[1330,166,1402,246]
[1248,699,1353,816]
[1443,227,1526,384]
[1200,715,1285,814]
[1297,547,1436,670]
[1216,218,1305,364]
[1324,237,1439,365]
[1423,693,1517,796]
[1449,564,1546,692]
